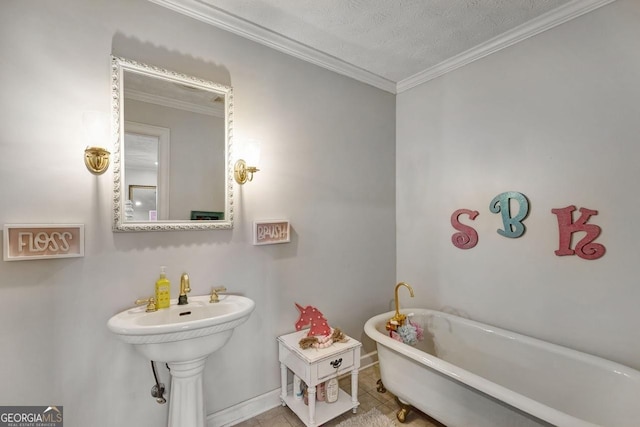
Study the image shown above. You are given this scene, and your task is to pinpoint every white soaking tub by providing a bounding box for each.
[364,309,640,427]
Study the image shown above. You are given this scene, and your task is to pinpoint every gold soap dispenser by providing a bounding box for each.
[155,266,171,309]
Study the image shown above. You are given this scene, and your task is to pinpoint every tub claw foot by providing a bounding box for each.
[395,397,412,424]
[397,407,409,423]
[376,379,386,393]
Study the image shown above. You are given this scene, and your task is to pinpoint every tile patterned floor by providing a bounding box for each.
[233,365,445,427]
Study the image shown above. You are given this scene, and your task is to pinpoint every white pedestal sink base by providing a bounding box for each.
[107,295,256,427]
[168,357,207,427]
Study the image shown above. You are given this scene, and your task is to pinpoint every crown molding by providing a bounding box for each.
[147,0,397,93]
[396,0,618,93]
[148,0,616,96]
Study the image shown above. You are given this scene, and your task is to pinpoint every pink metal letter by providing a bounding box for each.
[451,209,479,249]
[551,205,605,260]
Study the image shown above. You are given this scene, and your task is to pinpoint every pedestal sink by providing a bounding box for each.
[107,294,255,427]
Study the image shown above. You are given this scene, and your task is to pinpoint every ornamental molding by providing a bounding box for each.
[148,0,617,94]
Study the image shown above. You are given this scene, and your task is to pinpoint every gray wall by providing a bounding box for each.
[0,1,396,425]
[397,0,640,369]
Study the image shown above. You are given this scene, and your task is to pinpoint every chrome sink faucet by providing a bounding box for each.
[178,273,191,305]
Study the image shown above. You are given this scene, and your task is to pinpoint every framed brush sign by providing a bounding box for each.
[3,224,85,261]
[253,220,290,245]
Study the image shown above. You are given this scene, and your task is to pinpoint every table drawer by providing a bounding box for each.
[317,350,354,379]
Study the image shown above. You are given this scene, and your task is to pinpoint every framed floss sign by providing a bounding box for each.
[3,224,85,261]
[253,220,290,245]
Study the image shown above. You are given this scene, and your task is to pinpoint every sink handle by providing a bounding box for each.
[135,296,157,312]
[210,287,227,303]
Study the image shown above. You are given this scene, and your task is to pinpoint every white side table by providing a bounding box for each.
[277,330,361,427]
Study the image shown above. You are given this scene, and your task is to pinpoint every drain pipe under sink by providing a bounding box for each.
[150,361,166,404]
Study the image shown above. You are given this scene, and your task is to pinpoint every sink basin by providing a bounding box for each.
[108,293,254,427]
[107,294,255,362]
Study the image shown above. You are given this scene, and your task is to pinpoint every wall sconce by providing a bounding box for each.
[84,146,110,175]
[82,111,110,175]
[234,139,261,185]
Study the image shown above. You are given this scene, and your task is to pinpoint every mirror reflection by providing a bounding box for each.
[111,56,234,231]
[127,185,157,221]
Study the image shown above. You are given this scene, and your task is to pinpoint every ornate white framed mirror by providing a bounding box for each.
[111,56,234,231]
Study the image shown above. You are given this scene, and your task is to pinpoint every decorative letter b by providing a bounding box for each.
[489,191,529,238]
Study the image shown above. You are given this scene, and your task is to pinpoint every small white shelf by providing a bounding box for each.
[282,390,357,427]
[278,330,362,427]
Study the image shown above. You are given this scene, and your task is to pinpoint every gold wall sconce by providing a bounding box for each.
[234,160,259,184]
[234,139,261,185]
[82,111,110,175]
[84,146,111,175]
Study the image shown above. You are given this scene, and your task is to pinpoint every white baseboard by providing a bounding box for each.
[359,350,378,371]
[207,388,284,427]
[207,351,378,427]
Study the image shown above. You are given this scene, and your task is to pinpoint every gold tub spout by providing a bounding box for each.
[387,282,414,331]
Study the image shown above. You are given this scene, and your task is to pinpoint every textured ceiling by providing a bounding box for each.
[199,0,569,82]
[150,0,614,92]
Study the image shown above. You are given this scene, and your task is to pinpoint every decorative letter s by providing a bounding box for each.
[451,209,479,249]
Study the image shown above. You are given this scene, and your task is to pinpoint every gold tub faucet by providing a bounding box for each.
[387,282,414,331]
[178,273,191,305]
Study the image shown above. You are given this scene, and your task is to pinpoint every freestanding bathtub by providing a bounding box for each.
[364,309,640,427]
